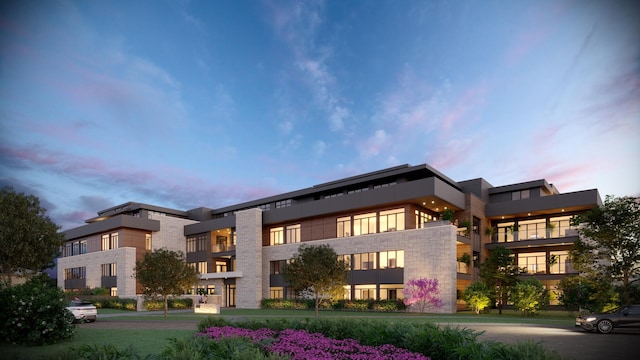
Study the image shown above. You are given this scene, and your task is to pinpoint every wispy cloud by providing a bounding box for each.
[0,143,281,228]
[265,0,350,135]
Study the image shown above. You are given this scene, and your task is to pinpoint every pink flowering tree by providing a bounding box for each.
[403,277,443,312]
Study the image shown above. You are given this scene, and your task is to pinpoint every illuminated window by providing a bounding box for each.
[380,250,404,269]
[549,251,571,274]
[496,222,516,242]
[216,260,227,272]
[186,237,196,253]
[415,210,434,228]
[380,208,405,232]
[354,252,376,270]
[101,233,118,250]
[337,216,351,237]
[286,224,300,243]
[197,261,207,274]
[518,252,546,274]
[270,287,284,299]
[353,212,376,236]
[270,227,284,245]
[145,234,152,250]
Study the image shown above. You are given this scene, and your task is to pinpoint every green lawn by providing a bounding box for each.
[2,328,194,360]
[1,308,577,359]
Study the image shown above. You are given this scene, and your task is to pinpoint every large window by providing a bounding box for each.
[415,210,435,228]
[354,285,376,300]
[270,227,284,245]
[270,225,300,245]
[270,287,284,299]
[354,252,376,270]
[496,222,515,242]
[197,261,207,274]
[101,263,117,277]
[101,233,118,250]
[186,237,196,253]
[518,252,546,274]
[337,216,351,237]
[286,224,300,243]
[380,285,403,300]
[270,260,286,274]
[64,267,86,280]
[353,212,376,236]
[549,216,573,238]
[518,219,546,240]
[379,208,405,232]
[549,251,572,274]
[379,250,404,269]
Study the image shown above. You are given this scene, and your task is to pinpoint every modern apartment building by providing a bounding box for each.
[58,163,601,313]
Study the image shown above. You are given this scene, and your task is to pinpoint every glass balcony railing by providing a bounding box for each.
[491,226,578,243]
[211,244,236,253]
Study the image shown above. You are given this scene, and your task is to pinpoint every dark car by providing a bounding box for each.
[576,305,640,333]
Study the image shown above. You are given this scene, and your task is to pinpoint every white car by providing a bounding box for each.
[66,300,97,323]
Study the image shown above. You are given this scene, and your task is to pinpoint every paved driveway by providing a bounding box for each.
[449,323,638,360]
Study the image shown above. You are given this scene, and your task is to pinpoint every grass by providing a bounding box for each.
[2,328,194,360]
[1,308,576,359]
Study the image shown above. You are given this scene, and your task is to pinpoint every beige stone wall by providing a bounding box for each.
[57,247,138,296]
[148,212,198,253]
[259,224,457,313]
[235,208,263,309]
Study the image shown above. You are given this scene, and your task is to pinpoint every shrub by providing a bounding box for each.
[403,278,443,312]
[262,298,405,312]
[511,279,549,316]
[0,275,76,345]
[463,282,492,314]
[144,297,193,311]
[199,317,561,360]
[61,343,146,360]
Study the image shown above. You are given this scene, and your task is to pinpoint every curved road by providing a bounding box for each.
[449,323,637,360]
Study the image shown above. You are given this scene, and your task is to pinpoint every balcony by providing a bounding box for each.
[486,228,579,250]
[211,243,236,253]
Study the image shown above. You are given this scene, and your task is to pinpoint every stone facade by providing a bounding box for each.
[235,208,263,309]
[148,212,198,252]
[259,223,457,313]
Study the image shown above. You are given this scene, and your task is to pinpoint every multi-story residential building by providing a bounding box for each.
[58,163,601,313]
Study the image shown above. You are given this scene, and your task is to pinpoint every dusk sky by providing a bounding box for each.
[1,0,638,231]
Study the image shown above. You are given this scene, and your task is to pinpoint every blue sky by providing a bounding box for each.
[1,0,638,230]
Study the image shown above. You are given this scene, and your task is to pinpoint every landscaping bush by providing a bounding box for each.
[144,297,193,310]
[463,282,492,315]
[261,298,405,312]
[511,278,549,316]
[60,343,147,360]
[198,317,562,360]
[0,275,76,345]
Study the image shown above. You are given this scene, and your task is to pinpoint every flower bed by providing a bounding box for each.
[199,326,429,360]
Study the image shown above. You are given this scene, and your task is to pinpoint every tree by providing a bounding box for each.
[480,246,521,314]
[0,274,76,345]
[511,278,548,316]
[0,186,65,286]
[403,277,443,312]
[463,281,492,314]
[282,244,348,317]
[133,248,199,317]
[557,275,617,315]
[571,195,640,305]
